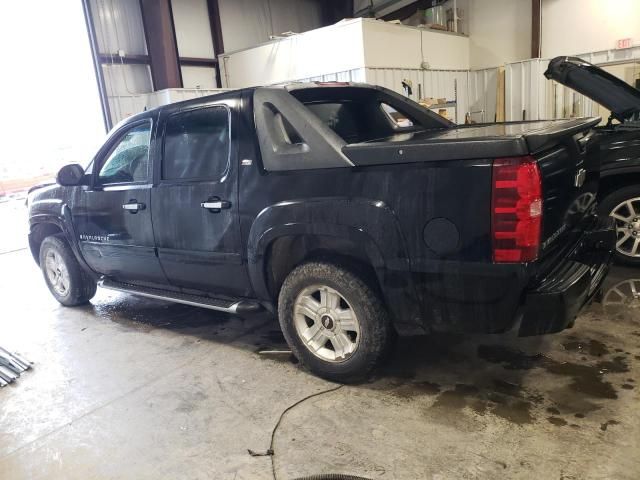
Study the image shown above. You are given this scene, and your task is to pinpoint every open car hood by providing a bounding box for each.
[545,56,640,122]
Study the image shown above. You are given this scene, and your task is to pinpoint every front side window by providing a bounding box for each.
[98,122,151,184]
[162,106,230,181]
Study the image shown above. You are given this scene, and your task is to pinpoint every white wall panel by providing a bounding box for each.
[505,59,597,122]
[181,66,218,89]
[468,0,530,69]
[364,68,470,124]
[219,19,366,87]
[171,0,215,58]
[467,68,498,123]
[541,0,640,58]
[220,18,470,89]
[102,64,153,126]
[90,0,147,55]
[295,68,367,84]
[362,20,470,70]
[505,60,544,121]
[102,64,153,96]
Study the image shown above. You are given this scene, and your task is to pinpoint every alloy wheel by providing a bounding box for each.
[293,284,360,362]
[610,197,640,257]
[44,250,70,296]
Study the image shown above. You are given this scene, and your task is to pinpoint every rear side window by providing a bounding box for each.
[162,106,230,181]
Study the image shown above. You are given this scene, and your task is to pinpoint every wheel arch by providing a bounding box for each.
[246,198,425,335]
[260,228,386,302]
[599,170,640,203]
[28,207,94,278]
[28,219,65,265]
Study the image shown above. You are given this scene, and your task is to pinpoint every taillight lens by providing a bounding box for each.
[492,156,542,263]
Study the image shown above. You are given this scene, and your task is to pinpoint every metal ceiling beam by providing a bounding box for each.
[139,0,182,90]
[98,53,151,65]
[179,57,218,68]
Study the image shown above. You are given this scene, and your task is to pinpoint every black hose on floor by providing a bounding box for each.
[293,475,372,480]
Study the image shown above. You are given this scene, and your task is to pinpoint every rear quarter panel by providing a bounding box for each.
[240,155,527,334]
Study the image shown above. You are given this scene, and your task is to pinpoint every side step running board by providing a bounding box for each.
[98,279,262,314]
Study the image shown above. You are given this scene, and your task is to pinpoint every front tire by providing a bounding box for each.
[39,234,97,306]
[278,261,392,383]
[599,185,640,266]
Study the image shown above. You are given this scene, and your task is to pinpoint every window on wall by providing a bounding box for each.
[162,106,230,181]
[98,121,151,184]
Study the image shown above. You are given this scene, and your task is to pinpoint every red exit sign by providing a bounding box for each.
[616,38,632,49]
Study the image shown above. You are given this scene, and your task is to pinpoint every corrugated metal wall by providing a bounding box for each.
[293,68,368,84]
[365,68,469,123]
[467,68,498,123]
[296,67,500,124]
[504,59,597,122]
[295,67,499,125]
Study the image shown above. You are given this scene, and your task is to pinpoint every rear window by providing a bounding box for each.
[305,101,417,143]
[304,102,364,143]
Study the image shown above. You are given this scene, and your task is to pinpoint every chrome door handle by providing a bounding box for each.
[201,199,231,211]
[122,201,146,213]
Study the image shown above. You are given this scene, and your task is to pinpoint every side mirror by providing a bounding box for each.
[56,164,86,186]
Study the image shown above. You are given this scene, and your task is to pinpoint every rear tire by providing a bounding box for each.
[39,234,97,306]
[278,261,393,383]
[599,185,640,266]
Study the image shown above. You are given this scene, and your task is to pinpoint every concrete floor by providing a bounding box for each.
[0,247,639,480]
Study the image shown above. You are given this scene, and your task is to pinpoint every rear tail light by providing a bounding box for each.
[491,156,542,263]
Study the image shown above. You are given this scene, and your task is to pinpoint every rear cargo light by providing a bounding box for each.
[491,156,542,263]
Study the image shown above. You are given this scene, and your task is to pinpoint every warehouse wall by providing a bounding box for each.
[171,0,217,88]
[541,0,640,57]
[220,19,365,87]
[468,0,531,69]
[219,0,324,53]
[219,18,471,88]
[363,20,470,70]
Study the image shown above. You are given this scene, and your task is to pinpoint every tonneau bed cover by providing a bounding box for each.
[342,118,601,165]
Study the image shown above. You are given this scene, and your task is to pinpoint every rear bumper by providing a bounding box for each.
[518,216,615,336]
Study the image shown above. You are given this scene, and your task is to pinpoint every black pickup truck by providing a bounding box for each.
[27,83,614,381]
[545,56,640,265]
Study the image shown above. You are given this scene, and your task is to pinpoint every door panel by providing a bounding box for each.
[75,119,168,286]
[77,187,167,284]
[151,104,250,296]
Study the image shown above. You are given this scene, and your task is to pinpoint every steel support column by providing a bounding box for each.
[532,0,541,58]
[206,0,225,88]
[139,0,182,90]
